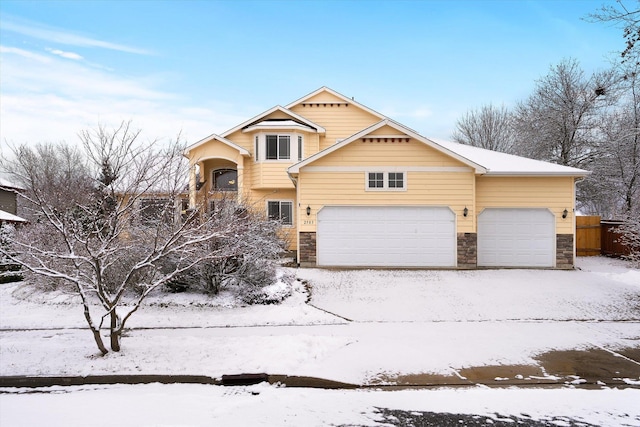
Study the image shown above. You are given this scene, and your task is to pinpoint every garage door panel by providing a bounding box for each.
[478,208,555,267]
[317,206,456,267]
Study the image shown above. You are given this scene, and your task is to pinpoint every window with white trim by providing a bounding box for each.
[267,200,293,226]
[366,172,406,191]
[266,135,290,160]
[254,133,303,162]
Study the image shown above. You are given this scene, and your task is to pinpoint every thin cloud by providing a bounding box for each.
[0,45,51,63]
[46,48,83,61]
[1,17,152,55]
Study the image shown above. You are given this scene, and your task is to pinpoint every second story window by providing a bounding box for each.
[266,135,290,160]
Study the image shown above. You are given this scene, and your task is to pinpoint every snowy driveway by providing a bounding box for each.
[298,257,640,322]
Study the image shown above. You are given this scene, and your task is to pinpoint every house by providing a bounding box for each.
[0,179,27,225]
[184,87,589,269]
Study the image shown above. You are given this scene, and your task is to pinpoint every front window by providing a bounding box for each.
[366,172,406,191]
[212,169,238,191]
[368,172,384,188]
[266,135,290,160]
[267,200,293,226]
[388,172,404,189]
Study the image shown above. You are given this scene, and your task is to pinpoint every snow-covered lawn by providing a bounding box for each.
[1,256,639,426]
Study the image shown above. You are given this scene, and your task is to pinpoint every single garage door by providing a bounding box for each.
[317,206,456,267]
[478,208,555,267]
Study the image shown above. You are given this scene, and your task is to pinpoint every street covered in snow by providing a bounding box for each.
[1,256,639,426]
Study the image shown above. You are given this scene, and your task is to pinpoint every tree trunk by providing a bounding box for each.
[110,310,121,352]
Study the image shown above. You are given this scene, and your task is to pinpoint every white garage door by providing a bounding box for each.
[317,206,456,267]
[478,208,555,267]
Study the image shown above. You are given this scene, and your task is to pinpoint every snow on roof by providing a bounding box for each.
[184,133,251,157]
[0,209,27,223]
[242,120,318,133]
[0,178,24,191]
[429,138,590,177]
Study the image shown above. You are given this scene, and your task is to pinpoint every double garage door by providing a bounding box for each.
[316,206,556,268]
[317,206,456,267]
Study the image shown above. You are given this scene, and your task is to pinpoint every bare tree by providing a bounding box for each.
[512,58,618,168]
[588,1,640,65]
[0,122,284,355]
[580,63,640,218]
[452,104,516,153]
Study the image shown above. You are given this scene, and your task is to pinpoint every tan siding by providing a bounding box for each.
[476,176,575,234]
[308,138,468,168]
[251,162,295,189]
[244,189,297,250]
[298,171,475,233]
[289,93,380,151]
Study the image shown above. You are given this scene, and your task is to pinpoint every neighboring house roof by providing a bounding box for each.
[184,133,251,157]
[0,178,24,191]
[221,105,326,138]
[431,139,591,177]
[0,209,26,223]
[289,119,488,174]
[286,86,388,122]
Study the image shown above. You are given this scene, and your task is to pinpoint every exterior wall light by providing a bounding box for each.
[306,205,311,216]
[562,208,568,219]
[463,207,468,217]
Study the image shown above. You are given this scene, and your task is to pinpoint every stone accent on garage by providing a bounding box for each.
[556,234,574,269]
[457,232,477,268]
[299,232,317,267]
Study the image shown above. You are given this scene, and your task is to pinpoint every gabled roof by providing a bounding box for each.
[286,86,387,121]
[288,119,488,174]
[242,119,317,133]
[221,105,326,137]
[184,133,250,157]
[289,118,590,177]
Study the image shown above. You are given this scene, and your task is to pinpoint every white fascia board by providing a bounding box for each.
[483,170,592,177]
[242,122,318,133]
[184,133,250,157]
[285,86,387,121]
[221,106,325,137]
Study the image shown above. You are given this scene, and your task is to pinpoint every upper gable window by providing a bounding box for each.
[366,172,406,191]
[266,135,290,160]
[255,133,303,162]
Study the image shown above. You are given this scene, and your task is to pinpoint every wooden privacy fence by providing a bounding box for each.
[576,216,633,257]
[576,216,601,256]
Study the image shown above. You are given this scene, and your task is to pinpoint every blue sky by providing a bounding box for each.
[0,0,624,147]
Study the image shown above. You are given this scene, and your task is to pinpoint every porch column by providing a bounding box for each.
[189,163,197,209]
[237,157,244,204]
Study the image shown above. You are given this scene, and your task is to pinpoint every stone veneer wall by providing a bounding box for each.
[457,232,477,268]
[299,232,317,266]
[556,234,574,269]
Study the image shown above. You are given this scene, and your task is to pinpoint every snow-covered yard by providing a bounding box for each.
[1,256,639,426]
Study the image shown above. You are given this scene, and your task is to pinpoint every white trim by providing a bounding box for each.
[266,199,294,227]
[302,166,473,173]
[365,171,407,192]
[221,106,326,138]
[242,121,317,133]
[184,133,250,157]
